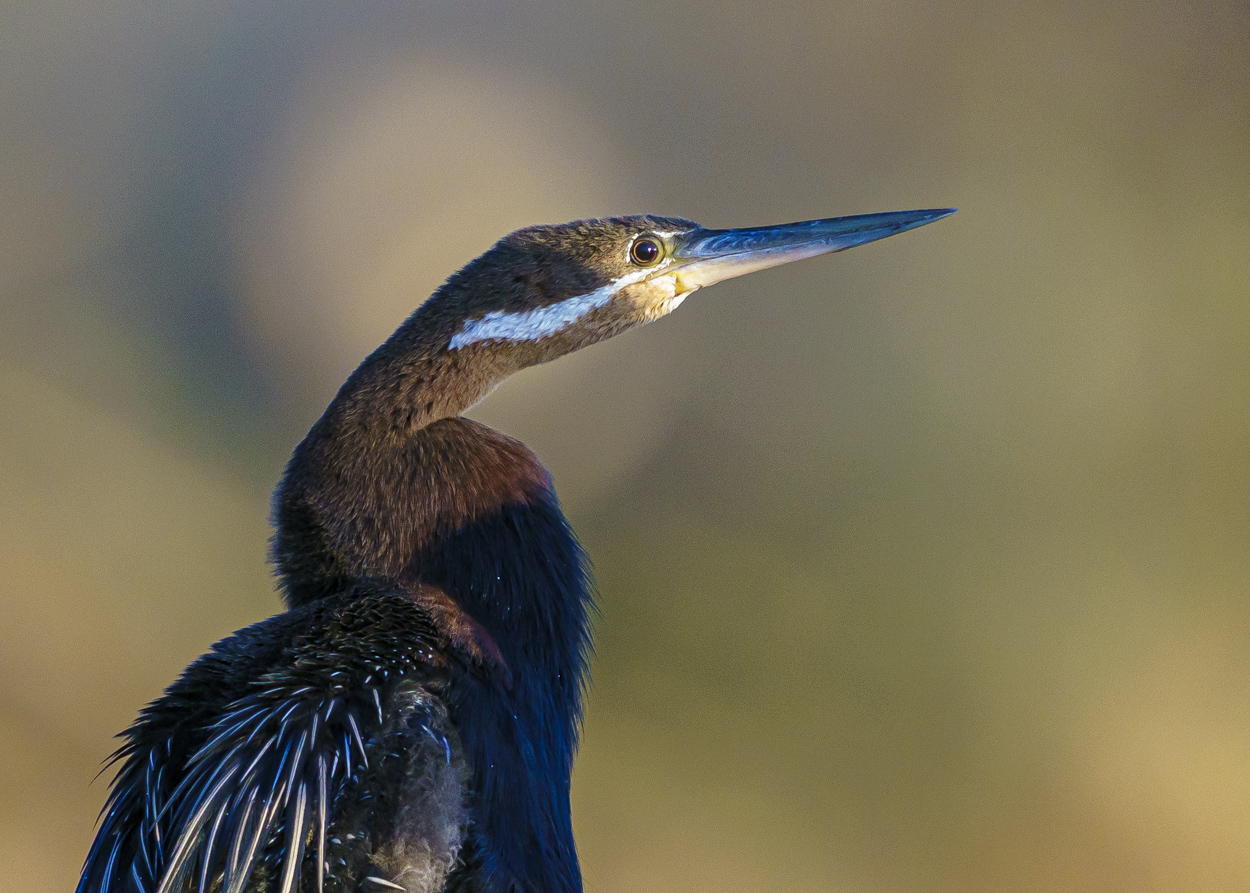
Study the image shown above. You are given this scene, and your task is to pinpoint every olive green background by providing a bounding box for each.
[3,2,1249,891]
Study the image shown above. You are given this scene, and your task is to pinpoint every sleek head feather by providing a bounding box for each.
[433,209,955,358]
[421,214,698,359]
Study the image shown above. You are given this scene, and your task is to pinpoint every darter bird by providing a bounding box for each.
[78,208,954,893]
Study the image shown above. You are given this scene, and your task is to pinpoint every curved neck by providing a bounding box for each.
[326,329,509,437]
[271,335,545,606]
[270,296,588,605]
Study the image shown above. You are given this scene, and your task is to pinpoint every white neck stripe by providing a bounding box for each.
[449,268,649,349]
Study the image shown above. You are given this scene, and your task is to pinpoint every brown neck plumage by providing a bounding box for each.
[269,313,552,607]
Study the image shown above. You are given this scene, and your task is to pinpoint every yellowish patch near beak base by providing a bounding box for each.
[622,272,687,322]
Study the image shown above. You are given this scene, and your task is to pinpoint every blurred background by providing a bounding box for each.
[3,1,1249,891]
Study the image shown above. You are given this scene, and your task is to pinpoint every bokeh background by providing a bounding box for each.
[3,2,1249,891]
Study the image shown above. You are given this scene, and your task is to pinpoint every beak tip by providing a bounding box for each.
[891,207,957,235]
[919,207,958,222]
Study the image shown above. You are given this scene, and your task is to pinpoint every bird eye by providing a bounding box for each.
[629,237,662,266]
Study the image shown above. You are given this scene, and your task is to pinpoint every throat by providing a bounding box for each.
[330,340,511,435]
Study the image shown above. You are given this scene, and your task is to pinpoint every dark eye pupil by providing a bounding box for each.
[632,239,660,264]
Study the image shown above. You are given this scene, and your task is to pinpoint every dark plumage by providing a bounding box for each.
[78,209,953,893]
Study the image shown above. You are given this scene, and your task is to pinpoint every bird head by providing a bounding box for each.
[419,209,953,365]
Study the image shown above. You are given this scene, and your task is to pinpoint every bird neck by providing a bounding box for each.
[326,325,510,435]
[271,292,585,607]
[272,300,558,606]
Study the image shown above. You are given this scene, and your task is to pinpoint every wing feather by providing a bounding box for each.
[79,587,453,893]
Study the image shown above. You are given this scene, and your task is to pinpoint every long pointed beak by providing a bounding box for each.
[667,208,955,292]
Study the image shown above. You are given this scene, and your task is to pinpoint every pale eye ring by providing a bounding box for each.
[629,236,663,266]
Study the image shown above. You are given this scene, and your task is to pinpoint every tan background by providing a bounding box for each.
[3,2,1250,891]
